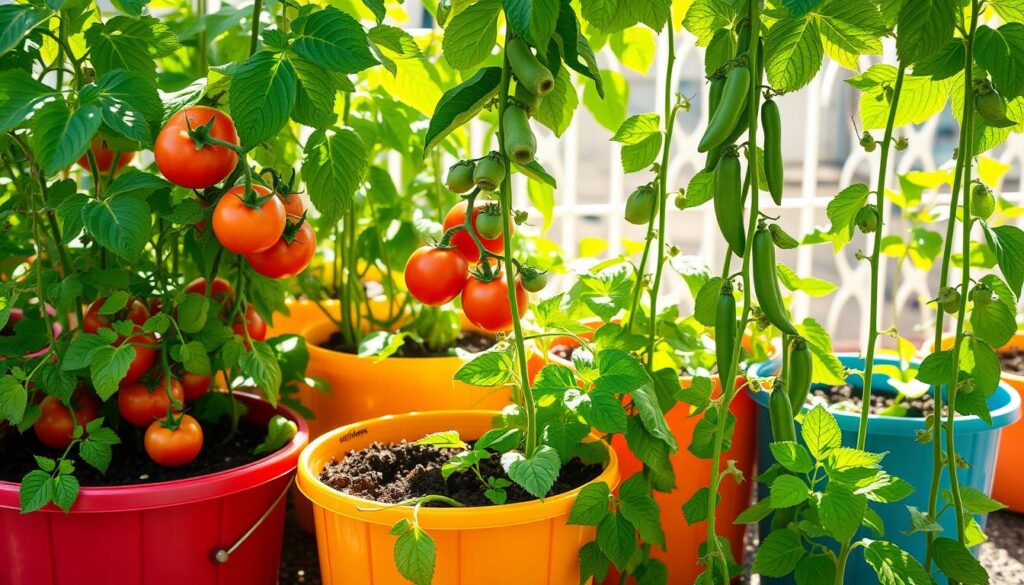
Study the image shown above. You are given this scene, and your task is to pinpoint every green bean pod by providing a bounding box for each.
[503,104,536,165]
[698,65,750,153]
[762,98,783,205]
[752,226,799,336]
[714,151,745,257]
[715,282,737,377]
[507,38,554,97]
[785,336,812,417]
[769,381,796,443]
[703,77,727,171]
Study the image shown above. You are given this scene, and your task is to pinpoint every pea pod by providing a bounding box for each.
[714,151,745,256]
[762,98,783,205]
[715,281,737,377]
[698,65,750,153]
[507,38,554,97]
[503,104,536,165]
[785,337,812,417]
[752,226,799,336]
[769,381,796,443]
[703,77,727,171]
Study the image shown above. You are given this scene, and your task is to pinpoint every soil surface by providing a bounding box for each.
[999,347,1024,375]
[318,440,603,507]
[320,330,496,358]
[0,419,269,486]
[808,384,937,418]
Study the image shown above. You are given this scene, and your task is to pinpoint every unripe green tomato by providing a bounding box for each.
[521,270,548,293]
[446,162,476,193]
[895,136,909,151]
[972,286,993,308]
[473,154,506,191]
[938,287,961,315]
[674,192,687,210]
[860,132,876,152]
[856,205,879,233]
[624,186,658,225]
[475,211,503,239]
[971,183,996,220]
[975,90,1009,124]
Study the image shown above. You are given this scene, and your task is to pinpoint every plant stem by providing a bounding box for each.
[856,63,906,450]
[646,8,678,373]
[706,3,761,582]
[197,0,208,74]
[834,544,851,585]
[249,0,263,56]
[496,46,536,458]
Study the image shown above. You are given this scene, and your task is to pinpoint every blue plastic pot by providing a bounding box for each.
[748,353,1021,585]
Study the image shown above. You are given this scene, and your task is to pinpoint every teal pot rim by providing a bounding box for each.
[747,352,1021,437]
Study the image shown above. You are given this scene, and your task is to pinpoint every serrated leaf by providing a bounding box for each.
[568,481,611,525]
[239,341,282,406]
[765,14,823,92]
[596,512,636,570]
[618,474,664,545]
[752,528,803,577]
[393,524,435,585]
[302,127,369,224]
[0,375,27,425]
[291,6,377,74]
[820,484,867,542]
[229,51,297,148]
[862,539,932,585]
[505,0,559,49]
[423,66,501,154]
[897,0,956,65]
[932,537,989,584]
[801,405,841,459]
[0,69,56,132]
[502,446,561,499]
[442,0,500,69]
[19,470,54,513]
[30,99,102,176]
[82,195,151,259]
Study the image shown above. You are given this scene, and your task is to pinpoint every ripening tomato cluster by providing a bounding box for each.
[153,107,316,280]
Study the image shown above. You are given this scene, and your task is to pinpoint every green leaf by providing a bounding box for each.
[291,6,377,74]
[0,375,27,425]
[415,430,468,450]
[583,69,628,132]
[181,340,212,376]
[0,4,51,56]
[982,224,1024,298]
[796,320,843,385]
[681,486,718,525]
[302,127,369,224]
[423,66,502,154]
[975,24,1024,99]
[769,441,814,474]
[820,484,867,542]
[52,473,80,513]
[80,427,120,473]
[777,264,837,297]
[862,539,932,585]
[618,474,664,545]
[0,69,56,132]
[393,523,436,585]
[583,387,628,434]
[82,195,152,259]
[84,16,180,79]
[682,0,732,46]
[825,183,870,252]
[916,350,954,386]
[611,113,662,173]
[532,67,577,137]
[770,475,809,508]
[816,0,885,70]
[801,405,841,459]
[734,496,774,525]
[568,481,611,525]
[229,51,297,148]
[764,13,823,92]
[752,528,803,577]
[239,341,283,406]
[932,537,989,585]
[953,486,1006,515]
[896,0,957,65]
[992,0,1024,24]
[596,512,636,571]
[505,0,559,49]
[455,346,515,387]
[688,406,734,460]
[254,415,298,455]
[19,469,54,513]
[502,445,561,499]
[90,345,134,400]
[610,26,657,74]
[289,54,341,129]
[578,541,610,584]
[849,65,952,131]
[62,334,108,371]
[30,98,102,176]
[904,506,943,535]
[442,0,501,69]
[80,69,162,146]
[782,0,823,16]
[961,337,1002,396]
[795,555,836,585]
[625,416,675,491]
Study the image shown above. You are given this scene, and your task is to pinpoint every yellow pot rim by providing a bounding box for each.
[302,318,468,365]
[296,410,620,530]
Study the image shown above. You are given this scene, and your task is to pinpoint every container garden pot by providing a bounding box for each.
[267,298,340,338]
[748,353,1021,585]
[296,410,621,585]
[548,327,758,584]
[1,306,63,360]
[0,393,309,585]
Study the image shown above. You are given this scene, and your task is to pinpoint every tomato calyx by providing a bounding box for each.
[185,114,244,155]
[280,211,311,244]
[156,409,188,432]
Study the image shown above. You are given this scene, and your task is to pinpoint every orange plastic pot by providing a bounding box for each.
[549,327,757,584]
[267,298,340,338]
[297,410,620,585]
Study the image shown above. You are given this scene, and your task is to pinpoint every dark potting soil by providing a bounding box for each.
[999,347,1024,375]
[811,384,937,418]
[550,343,575,362]
[320,330,496,358]
[0,419,271,486]
[318,440,603,507]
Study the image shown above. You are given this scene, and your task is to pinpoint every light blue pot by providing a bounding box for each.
[748,353,1021,585]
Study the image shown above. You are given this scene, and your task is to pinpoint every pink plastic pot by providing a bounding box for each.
[0,393,308,585]
[1,307,62,360]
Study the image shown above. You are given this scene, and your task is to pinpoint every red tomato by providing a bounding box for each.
[461,275,528,333]
[118,376,184,427]
[443,201,510,263]
[155,106,239,189]
[181,372,212,401]
[119,329,157,385]
[184,276,234,306]
[404,246,469,306]
[244,221,316,279]
[82,297,150,335]
[232,303,267,344]
[279,193,304,217]
[33,389,101,450]
[77,137,134,174]
[144,415,204,467]
[212,185,286,255]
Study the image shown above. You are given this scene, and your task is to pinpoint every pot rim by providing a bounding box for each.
[302,317,482,364]
[747,352,1022,435]
[296,410,620,530]
[0,392,309,513]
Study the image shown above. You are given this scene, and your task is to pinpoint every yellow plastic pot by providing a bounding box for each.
[297,410,620,585]
[267,298,341,338]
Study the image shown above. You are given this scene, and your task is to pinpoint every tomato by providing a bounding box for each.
[82,297,150,335]
[119,329,157,385]
[245,221,316,279]
[181,372,212,401]
[144,415,204,467]
[33,389,101,450]
[232,303,267,343]
[184,276,234,306]
[155,106,239,189]
[461,275,528,332]
[118,376,184,427]
[404,246,469,306]
[521,270,548,293]
[443,201,510,263]
[77,137,134,175]
[279,193,304,217]
[212,185,286,255]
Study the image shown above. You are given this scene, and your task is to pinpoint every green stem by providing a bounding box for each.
[197,0,208,74]
[497,47,536,458]
[625,217,655,334]
[834,544,851,585]
[856,63,906,450]
[248,0,263,56]
[706,3,761,582]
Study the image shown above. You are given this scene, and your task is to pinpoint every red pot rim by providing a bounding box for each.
[0,392,309,514]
